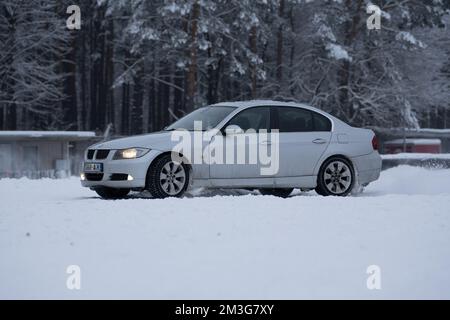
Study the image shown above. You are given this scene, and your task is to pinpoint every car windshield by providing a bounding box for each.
[165,106,236,131]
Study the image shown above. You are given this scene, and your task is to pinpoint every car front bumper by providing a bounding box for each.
[80,150,161,190]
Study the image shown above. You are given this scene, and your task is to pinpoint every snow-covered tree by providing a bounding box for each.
[0,0,70,129]
[1,0,449,132]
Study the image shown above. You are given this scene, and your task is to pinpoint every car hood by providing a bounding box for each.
[90,131,178,151]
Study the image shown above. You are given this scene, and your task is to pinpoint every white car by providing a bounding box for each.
[81,100,382,199]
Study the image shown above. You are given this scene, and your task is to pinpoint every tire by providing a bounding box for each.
[259,188,294,198]
[95,187,130,200]
[146,154,190,199]
[315,156,355,197]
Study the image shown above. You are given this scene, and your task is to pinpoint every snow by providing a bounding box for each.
[367,165,450,195]
[326,43,352,62]
[382,153,450,160]
[370,127,450,137]
[317,25,336,42]
[414,128,450,134]
[396,31,425,48]
[1,166,450,299]
[0,131,96,139]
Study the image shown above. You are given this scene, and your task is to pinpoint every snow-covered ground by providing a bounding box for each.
[1,166,450,300]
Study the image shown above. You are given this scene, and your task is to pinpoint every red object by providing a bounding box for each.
[383,139,442,154]
[372,135,379,151]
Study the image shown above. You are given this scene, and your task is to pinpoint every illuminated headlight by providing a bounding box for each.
[80,173,86,181]
[113,148,150,160]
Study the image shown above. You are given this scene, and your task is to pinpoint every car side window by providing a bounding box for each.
[227,107,270,132]
[276,107,313,132]
[313,112,332,132]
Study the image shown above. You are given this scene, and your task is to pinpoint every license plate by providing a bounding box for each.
[84,163,103,173]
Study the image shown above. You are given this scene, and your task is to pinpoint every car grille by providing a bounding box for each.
[95,150,110,160]
[87,150,95,160]
[86,149,110,160]
[85,173,104,182]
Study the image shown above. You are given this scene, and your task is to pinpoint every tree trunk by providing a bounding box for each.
[337,0,364,122]
[105,18,115,129]
[288,5,296,97]
[276,0,285,85]
[249,25,258,99]
[142,76,150,134]
[186,0,200,112]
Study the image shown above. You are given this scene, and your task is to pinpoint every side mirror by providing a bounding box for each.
[224,125,244,136]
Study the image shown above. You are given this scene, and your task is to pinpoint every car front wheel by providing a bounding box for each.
[316,157,355,197]
[146,154,190,199]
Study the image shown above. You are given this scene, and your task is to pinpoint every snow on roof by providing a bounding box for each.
[0,131,97,140]
[415,128,450,134]
[382,153,450,160]
[385,139,442,146]
[370,127,450,136]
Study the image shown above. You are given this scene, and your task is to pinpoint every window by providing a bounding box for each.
[226,107,270,131]
[313,112,332,132]
[166,106,236,131]
[276,107,313,132]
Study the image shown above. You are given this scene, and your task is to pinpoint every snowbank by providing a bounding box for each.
[366,165,450,195]
[1,166,450,299]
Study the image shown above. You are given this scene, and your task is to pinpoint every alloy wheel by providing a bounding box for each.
[323,161,352,195]
[159,161,186,196]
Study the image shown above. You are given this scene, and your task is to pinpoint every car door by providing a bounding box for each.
[208,106,274,186]
[274,107,332,178]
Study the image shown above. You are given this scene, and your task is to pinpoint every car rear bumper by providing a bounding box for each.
[351,151,382,185]
[80,150,161,189]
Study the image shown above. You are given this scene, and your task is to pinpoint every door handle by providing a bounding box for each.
[260,141,272,146]
[313,139,327,145]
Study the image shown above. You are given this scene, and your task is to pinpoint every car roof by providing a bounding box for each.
[212,100,323,113]
[212,100,304,108]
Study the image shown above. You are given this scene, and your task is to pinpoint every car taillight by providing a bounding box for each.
[372,135,379,151]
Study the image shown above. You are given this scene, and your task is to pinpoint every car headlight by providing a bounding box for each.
[113,148,150,160]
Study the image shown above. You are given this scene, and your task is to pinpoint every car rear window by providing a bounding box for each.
[313,112,332,132]
[277,107,314,132]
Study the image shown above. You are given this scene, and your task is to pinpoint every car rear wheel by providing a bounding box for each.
[146,154,190,199]
[316,157,355,197]
[95,187,130,200]
[259,188,294,198]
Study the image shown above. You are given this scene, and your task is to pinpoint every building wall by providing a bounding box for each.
[0,134,100,179]
[0,140,70,178]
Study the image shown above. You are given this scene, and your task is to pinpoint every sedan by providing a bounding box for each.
[81,100,382,199]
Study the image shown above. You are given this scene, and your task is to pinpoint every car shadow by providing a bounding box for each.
[75,189,387,200]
